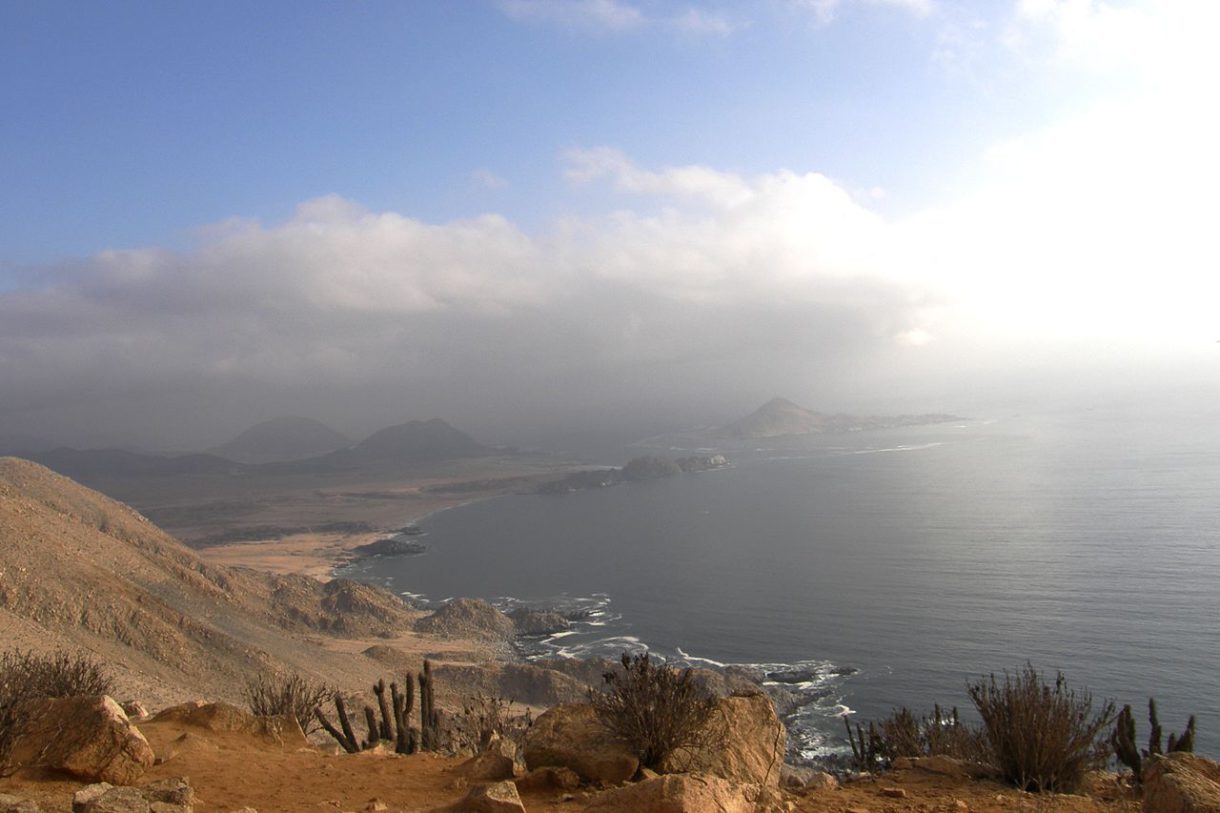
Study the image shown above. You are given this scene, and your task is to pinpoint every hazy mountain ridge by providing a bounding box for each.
[208,416,351,464]
[26,417,489,483]
[719,397,965,439]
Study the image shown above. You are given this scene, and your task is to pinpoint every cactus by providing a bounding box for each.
[1110,705,1141,781]
[374,679,393,742]
[1110,698,1197,785]
[312,664,441,755]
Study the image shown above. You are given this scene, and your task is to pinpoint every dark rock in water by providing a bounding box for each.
[395,525,425,536]
[766,669,818,684]
[351,537,427,557]
[509,608,571,636]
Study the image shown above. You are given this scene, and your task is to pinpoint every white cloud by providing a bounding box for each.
[498,0,646,31]
[499,0,744,36]
[470,168,509,190]
[797,0,935,26]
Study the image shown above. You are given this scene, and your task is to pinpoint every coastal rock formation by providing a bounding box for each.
[508,608,570,636]
[8,696,154,785]
[1143,752,1220,813]
[415,599,515,642]
[582,773,752,813]
[659,691,785,789]
[523,704,639,784]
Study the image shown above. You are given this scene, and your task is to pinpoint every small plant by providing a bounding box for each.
[243,671,335,735]
[843,715,887,773]
[968,664,1115,793]
[1110,698,1196,784]
[589,651,718,770]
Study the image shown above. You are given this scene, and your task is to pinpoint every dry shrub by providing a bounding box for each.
[0,649,113,770]
[447,693,533,755]
[968,664,1114,793]
[879,704,989,762]
[243,672,335,735]
[589,652,718,769]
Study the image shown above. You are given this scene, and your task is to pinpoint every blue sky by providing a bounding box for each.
[1,1,1217,447]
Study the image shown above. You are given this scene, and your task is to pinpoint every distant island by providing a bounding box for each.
[717,397,965,440]
[538,453,728,494]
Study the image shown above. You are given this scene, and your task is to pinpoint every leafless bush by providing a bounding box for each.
[243,671,335,735]
[968,664,1114,793]
[447,693,533,755]
[878,704,989,762]
[0,649,113,769]
[589,651,718,769]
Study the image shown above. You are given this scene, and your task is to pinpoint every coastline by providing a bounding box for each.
[199,492,496,580]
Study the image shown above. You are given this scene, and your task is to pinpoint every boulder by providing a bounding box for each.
[0,793,39,813]
[780,764,837,791]
[658,691,785,788]
[514,766,583,793]
[71,785,147,813]
[582,773,752,813]
[523,703,639,785]
[443,781,525,813]
[1143,752,1220,813]
[150,702,306,747]
[457,738,515,782]
[9,696,154,785]
[508,608,570,636]
[891,755,996,780]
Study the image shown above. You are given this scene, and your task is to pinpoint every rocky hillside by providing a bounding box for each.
[0,457,427,706]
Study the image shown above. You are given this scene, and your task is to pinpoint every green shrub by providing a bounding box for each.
[589,652,718,769]
[243,671,335,735]
[967,664,1114,793]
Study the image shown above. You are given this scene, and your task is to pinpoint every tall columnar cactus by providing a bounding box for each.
[374,679,393,741]
[314,664,441,755]
[419,659,439,751]
[1110,705,1141,781]
[1110,698,1197,785]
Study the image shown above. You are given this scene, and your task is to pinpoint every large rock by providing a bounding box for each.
[456,737,516,782]
[150,701,306,747]
[439,781,525,813]
[72,778,193,813]
[1143,752,1220,813]
[8,696,154,785]
[659,691,785,788]
[523,703,639,784]
[582,773,752,813]
[0,793,39,813]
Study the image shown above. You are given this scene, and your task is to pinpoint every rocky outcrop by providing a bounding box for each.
[523,703,639,785]
[439,781,525,813]
[1143,752,1220,813]
[508,608,570,636]
[658,691,785,789]
[8,696,154,785]
[0,794,39,813]
[71,777,193,813]
[149,701,306,747]
[780,763,838,791]
[415,599,515,642]
[582,773,752,813]
[514,766,582,793]
[456,737,516,782]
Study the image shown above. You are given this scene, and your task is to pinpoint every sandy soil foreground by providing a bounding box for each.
[0,716,1141,813]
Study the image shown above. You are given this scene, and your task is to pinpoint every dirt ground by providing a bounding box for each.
[0,718,1142,813]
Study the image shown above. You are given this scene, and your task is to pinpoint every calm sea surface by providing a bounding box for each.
[342,405,1220,758]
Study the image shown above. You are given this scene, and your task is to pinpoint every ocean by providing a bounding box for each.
[339,403,1220,760]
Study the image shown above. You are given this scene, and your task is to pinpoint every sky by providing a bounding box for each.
[1,0,1217,449]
